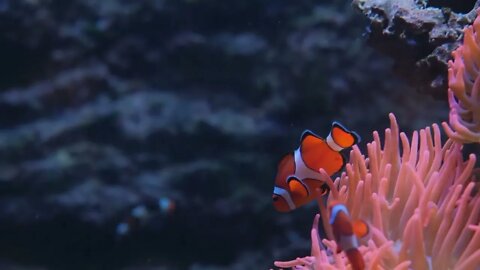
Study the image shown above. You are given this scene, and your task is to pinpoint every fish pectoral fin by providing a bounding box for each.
[287,177,309,198]
[352,219,369,239]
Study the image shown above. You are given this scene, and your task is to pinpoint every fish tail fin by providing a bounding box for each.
[345,248,365,270]
[330,122,361,148]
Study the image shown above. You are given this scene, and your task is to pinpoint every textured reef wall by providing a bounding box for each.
[353,0,480,98]
[0,0,458,269]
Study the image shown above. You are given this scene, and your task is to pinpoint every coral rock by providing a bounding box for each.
[353,0,480,99]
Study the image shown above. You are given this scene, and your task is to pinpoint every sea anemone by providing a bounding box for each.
[273,7,480,270]
[443,9,480,144]
[274,113,480,270]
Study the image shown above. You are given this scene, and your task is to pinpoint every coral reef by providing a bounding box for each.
[443,10,480,143]
[274,113,480,269]
[353,0,480,98]
[0,0,449,268]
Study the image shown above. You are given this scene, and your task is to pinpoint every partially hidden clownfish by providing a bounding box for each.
[329,200,369,270]
[272,122,360,212]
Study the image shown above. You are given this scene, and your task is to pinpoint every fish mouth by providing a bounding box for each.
[272,194,291,212]
[273,186,296,210]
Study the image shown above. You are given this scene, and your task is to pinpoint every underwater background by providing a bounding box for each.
[0,0,475,269]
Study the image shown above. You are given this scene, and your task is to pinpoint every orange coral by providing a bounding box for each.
[274,114,480,270]
[442,9,480,144]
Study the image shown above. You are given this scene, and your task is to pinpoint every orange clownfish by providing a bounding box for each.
[329,201,369,270]
[272,122,360,212]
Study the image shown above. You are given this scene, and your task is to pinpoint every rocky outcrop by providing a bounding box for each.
[353,0,480,99]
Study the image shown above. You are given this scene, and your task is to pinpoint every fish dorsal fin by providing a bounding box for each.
[330,122,360,149]
[299,129,324,154]
[300,129,322,144]
[287,177,309,198]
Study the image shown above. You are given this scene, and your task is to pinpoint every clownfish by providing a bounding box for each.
[272,122,360,212]
[329,201,369,270]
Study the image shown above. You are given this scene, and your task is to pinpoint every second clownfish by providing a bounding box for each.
[329,201,369,270]
[272,122,360,212]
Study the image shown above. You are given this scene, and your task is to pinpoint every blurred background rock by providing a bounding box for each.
[0,0,449,269]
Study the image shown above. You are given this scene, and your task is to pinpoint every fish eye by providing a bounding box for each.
[272,196,279,202]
